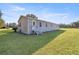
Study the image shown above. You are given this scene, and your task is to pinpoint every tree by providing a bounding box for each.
[0,18,5,28]
[0,10,2,19]
[8,23,17,32]
[71,21,79,28]
[8,23,17,28]
[0,10,5,28]
[59,23,72,28]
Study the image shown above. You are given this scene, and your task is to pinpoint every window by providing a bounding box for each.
[46,23,47,27]
[33,21,35,26]
[39,22,42,27]
[32,20,36,26]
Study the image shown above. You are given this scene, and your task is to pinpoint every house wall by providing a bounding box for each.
[17,14,59,34]
[27,18,59,34]
[27,17,38,34]
[36,20,59,33]
[17,17,28,34]
[36,21,47,32]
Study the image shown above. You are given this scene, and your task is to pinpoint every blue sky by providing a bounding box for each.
[0,3,79,24]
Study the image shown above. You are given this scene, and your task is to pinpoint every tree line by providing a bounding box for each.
[59,21,79,28]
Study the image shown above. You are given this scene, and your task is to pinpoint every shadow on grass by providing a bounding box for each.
[0,29,66,55]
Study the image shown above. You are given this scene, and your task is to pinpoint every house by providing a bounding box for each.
[17,14,59,34]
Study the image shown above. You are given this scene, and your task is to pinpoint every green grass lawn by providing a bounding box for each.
[1,28,79,55]
[0,29,64,55]
[33,28,79,55]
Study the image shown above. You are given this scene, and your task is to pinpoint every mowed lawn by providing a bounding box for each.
[1,28,79,55]
[0,29,64,55]
[33,28,79,55]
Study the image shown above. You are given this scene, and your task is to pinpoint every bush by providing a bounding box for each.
[12,27,17,32]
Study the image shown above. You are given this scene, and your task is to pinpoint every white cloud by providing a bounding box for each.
[4,4,26,12]
[1,4,71,24]
[2,4,26,23]
[2,4,26,14]
[12,6,25,11]
[35,12,70,24]
[37,13,68,19]
[2,10,8,14]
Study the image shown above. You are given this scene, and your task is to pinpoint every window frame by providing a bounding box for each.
[39,22,42,27]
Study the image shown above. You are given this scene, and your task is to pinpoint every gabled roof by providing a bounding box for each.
[18,15,26,23]
[26,14,37,18]
[37,19,57,25]
[18,14,38,23]
[18,14,58,25]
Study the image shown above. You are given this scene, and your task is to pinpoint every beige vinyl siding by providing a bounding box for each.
[36,20,58,33]
[17,14,59,34]
[27,17,38,34]
[17,17,28,34]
